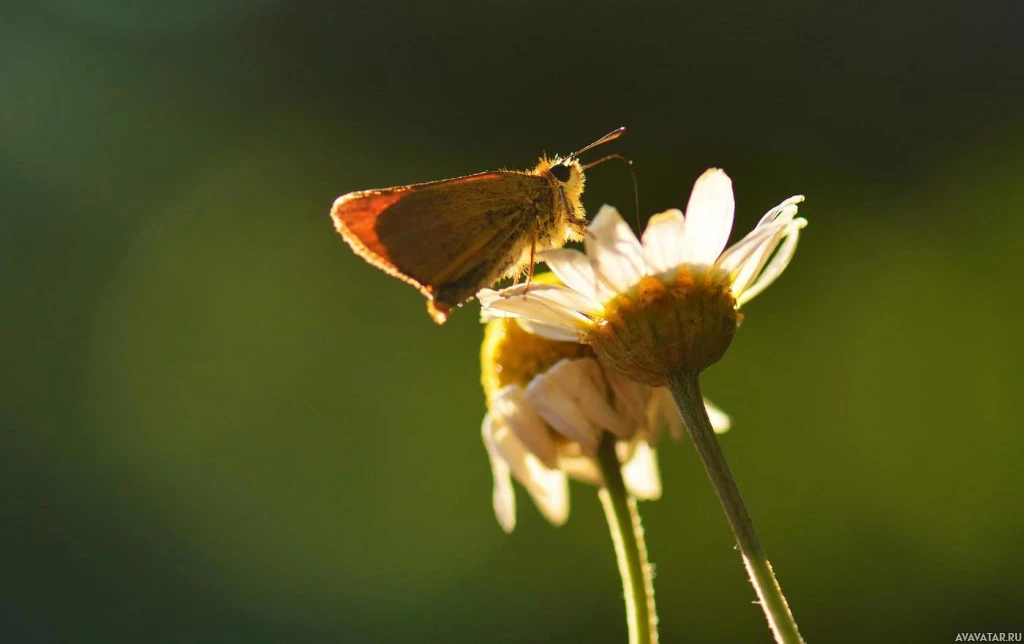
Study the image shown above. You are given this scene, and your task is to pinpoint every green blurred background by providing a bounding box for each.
[3,1,1022,641]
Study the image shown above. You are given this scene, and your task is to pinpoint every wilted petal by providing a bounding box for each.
[521,455,570,526]
[714,221,781,280]
[603,364,650,433]
[726,197,800,294]
[679,169,735,266]
[586,205,646,292]
[649,388,685,440]
[525,371,601,453]
[755,195,805,228]
[736,218,806,306]
[728,223,788,297]
[491,385,558,469]
[570,359,633,439]
[641,208,686,274]
[490,418,569,527]
[643,388,730,439]
[482,414,517,532]
[703,398,732,434]
[620,441,662,500]
[559,453,602,486]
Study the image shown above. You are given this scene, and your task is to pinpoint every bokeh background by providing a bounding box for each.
[4,1,1023,641]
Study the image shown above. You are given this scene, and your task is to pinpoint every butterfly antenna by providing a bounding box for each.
[571,126,627,160]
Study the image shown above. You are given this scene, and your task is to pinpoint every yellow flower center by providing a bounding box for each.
[585,268,742,386]
[481,317,592,399]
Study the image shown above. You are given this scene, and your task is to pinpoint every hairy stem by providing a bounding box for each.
[669,370,804,644]
[596,432,659,644]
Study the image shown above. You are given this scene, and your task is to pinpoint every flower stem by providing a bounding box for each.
[596,432,658,644]
[668,370,804,644]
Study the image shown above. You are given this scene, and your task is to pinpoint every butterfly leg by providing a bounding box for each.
[522,234,537,295]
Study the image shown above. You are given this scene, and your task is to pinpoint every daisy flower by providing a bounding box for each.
[478,168,806,386]
[479,169,808,643]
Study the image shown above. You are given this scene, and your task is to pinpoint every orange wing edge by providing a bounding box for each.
[330,189,452,324]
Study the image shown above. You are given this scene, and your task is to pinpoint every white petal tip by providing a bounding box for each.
[646,208,685,226]
[592,204,624,225]
[695,168,733,190]
[495,508,516,533]
[476,289,503,306]
[536,487,570,527]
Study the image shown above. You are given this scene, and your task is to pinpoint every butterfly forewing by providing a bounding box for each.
[332,170,554,322]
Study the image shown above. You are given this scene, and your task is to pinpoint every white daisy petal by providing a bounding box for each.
[703,398,732,434]
[518,283,603,317]
[476,287,518,308]
[538,248,605,301]
[586,205,646,292]
[479,307,503,323]
[620,441,662,500]
[679,169,735,266]
[491,385,558,469]
[481,290,590,330]
[650,388,685,440]
[736,218,806,306]
[482,414,517,532]
[641,208,686,274]
[516,318,585,343]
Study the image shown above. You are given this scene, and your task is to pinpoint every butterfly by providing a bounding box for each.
[330,128,628,323]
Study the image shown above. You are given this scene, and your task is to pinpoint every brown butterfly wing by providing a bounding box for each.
[331,171,553,323]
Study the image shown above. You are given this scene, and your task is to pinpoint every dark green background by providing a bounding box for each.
[4,1,1022,641]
